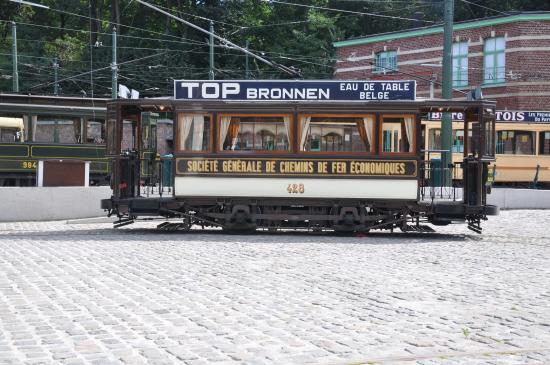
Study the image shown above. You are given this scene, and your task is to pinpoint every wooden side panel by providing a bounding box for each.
[43,160,85,186]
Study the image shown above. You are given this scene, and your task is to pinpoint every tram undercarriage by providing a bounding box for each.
[102,197,497,234]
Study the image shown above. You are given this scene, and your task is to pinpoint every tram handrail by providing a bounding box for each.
[420,159,463,203]
[131,155,175,198]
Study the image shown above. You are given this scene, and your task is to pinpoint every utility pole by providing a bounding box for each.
[11,22,19,93]
[245,40,250,80]
[441,0,454,185]
[111,26,118,99]
[209,21,214,80]
[53,57,59,96]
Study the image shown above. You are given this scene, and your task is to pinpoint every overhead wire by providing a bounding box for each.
[268,0,436,23]
[28,51,168,90]
[0,19,206,47]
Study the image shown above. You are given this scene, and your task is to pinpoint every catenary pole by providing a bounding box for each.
[12,22,19,93]
[111,26,117,99]
[441,0,454,185]
[135,0,302,78]
[53,57,59,95]
[209,21,214,80]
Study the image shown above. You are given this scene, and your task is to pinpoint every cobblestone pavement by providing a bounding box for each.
[0,210,549,365]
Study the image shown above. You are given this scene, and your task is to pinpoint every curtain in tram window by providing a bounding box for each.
[228,118,241,150]
[299,116,311,151]
[356,116,374,151]
[178,114,193,150]
[31,115,37,142]
[283,116,291,148]
[356,119,368,149]
[364,116,374,151]
[192,115,205,151]
[403,116,414,152]
[219,116,231,150]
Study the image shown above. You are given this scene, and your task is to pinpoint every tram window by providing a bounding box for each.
[0,128,21,142]
[420,125,425,151]
[496,131,514,154]
[156,117,174,156]
[484,119,495,156]
[428,128,464,152]
[381,116,414,153]
[177,113,211,152]
[453,130,465,152]
[428,129,441,150]
[496,130,535,155]
[106,119,117,154]
[515,131,534,155]
[219,115,290,152]
[300,115,374,153]
[540,132,550,155]
[86,119,105,144]
[121,120,136,151]
[34,117,81,144]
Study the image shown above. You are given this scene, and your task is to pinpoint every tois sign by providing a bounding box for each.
[174,80,416,101]
[176,158,417,178]
[428,111,550,123]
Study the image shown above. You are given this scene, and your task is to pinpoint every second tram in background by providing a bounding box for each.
[0,94,174,186]
[424,111,550,188]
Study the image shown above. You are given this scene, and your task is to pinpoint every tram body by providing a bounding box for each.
[101,86,498,233]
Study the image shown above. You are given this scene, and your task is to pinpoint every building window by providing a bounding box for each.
[299,115,375,153]
[374,51,397,74]
[381,115,414,153]
[540,132,550,155]
[484,37,505,84]
[452,42,468,87]
[219,115,290,152]
[496,130,535,155]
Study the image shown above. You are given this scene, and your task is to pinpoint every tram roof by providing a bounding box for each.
[108,97,496,114]
[0,93,108,117]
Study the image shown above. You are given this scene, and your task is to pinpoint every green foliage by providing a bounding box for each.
[44,34,86,63]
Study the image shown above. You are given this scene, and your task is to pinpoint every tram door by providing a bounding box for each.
[463,109,495,206]
[139,112,158,185]
[117,119,139,199]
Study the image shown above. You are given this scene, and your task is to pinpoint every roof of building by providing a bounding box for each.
[333,11,550,48]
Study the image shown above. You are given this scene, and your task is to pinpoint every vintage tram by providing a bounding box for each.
[0,94,109,186]
[101,80,499,233]
[423,111,550,188]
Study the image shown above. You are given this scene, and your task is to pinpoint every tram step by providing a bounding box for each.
[156,222,191,231]
[114,218,134,228]
[402,224,436,233]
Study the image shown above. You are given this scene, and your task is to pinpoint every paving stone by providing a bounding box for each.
[0,212,549,365]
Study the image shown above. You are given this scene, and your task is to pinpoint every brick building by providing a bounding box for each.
[333,12,550,110]
[333,12,550,184]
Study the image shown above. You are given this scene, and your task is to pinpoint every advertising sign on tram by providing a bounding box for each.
[174,80,416,101]
[428,110,550,123]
